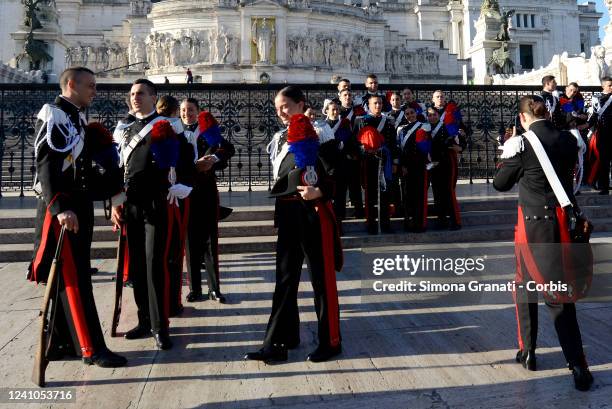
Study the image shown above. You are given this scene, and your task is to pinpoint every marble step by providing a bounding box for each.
[3,216,612,262]
[0,191,610,229]
[1,204,612,244]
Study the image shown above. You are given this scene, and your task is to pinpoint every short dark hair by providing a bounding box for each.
[426,106,439,115]
[542,75,556,86]
[339,78,350,84]
[277,86,306,105]
[568,82,579,88]
[366,73,378,81]
[602,76,612,84]
[368,94,383,102]
[390,92,402,99]
[133,78,157,96]
[59,67,94,92]
[181,97,200,110]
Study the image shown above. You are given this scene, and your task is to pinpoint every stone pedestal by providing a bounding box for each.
[469,14,518,84]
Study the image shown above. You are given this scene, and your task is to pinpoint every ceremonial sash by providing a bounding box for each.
[431,120,444,139]
[393,111,405,129]
[523,131,571,207]
[119,116,166,166]
[545,96,557,114]
[569,129,586,194]
[376,115,387,133]
[399,122,421,150]
[597,95,612,115]
[267,129,289,181]
[331,119,342,133]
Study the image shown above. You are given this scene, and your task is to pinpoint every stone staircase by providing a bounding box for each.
[1,190,611,263]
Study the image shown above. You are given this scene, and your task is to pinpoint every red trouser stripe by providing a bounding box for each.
[315,201,341,347]
[513,212,526,351]
[214,190,220,283]
[175,198,190,305]
[30,195,94,356]
[422,171,429,228]
[586,131,600,185]
[362,159,370,223]
[31,200,56,283]
[449,151,461,224]
[122,225,130,283]
[162,204,177,328]
[57,222,93,357]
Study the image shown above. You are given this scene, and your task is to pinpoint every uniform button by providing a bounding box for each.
[544,215,549,220]
[525,216,530,220]
[533,216,540,220]
[544,205,549,210]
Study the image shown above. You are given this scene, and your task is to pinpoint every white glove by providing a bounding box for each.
[167,183,193,207]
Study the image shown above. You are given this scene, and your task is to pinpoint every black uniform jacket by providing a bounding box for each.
[119,112,194,204]
[184,122,236,189]
[35,96,91,216]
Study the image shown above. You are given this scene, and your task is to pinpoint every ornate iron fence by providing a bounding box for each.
[0,83,601,196]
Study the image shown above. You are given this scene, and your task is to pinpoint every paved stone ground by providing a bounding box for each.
[1,239,611,409]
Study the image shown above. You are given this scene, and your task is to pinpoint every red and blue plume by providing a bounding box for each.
[561,96,585,113]
[358,126,385,152]
[287,114,319,168]
[86,122,119,169]
[198,111,223,147]
[560,97,573,112]
[444,102,462,136]
[150,120,179,169]
[415,128,431,155]
[334,118,352,143]
[85,122,114,152]
[353,106,366,117]
[409,101,423,115]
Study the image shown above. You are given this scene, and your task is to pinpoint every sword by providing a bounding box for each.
[32,225,66,387]
[111,225,126,337]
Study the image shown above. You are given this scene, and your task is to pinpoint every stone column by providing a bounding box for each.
[603,0,612,60]
[448,2,463,58]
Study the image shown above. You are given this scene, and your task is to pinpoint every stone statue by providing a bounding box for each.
[64,47,73,68]
[145,34,156,68]
[170,37,181,66]
[251,18,275,64]
[480,0,501,19]
[496,9,515,42]
[22,0,44,30]
[128,36,137,66]
[588,45,609,83]
[217,26,229,63]
[200,32,210,63]
[79,45,88,66]
[208,30,216,63]
[17,31,52,70]
[487,42,514,75]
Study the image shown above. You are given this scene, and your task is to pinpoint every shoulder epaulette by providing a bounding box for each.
[500,135,524,159]
[34,104,81,154]
[314,121,335,144]
[112,119,134,143]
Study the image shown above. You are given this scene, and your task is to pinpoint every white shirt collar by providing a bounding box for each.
[59,95,82,110]
[134,109,157,119]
